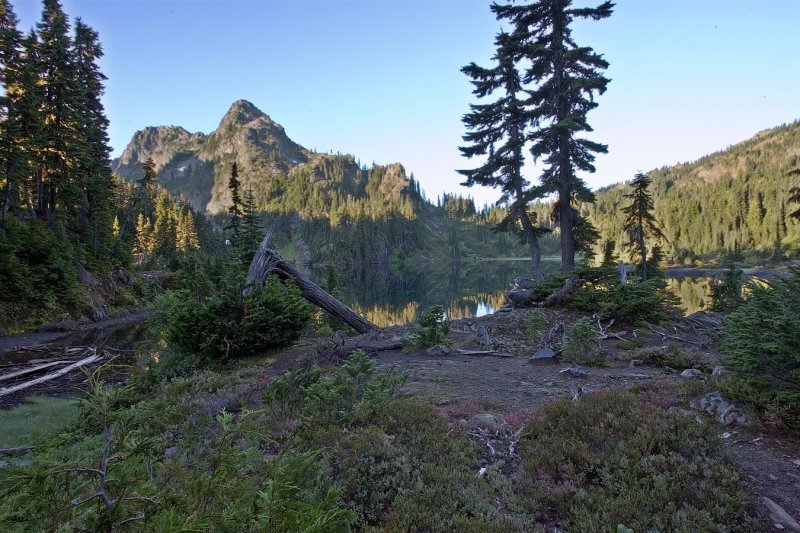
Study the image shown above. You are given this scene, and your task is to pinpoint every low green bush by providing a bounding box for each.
[153,274,311,369]
[414,304,451,348]
[562,317,599,364]
[516,390,755,531]
[721,267,800,429]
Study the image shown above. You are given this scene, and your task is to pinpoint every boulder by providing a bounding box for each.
[560,366,588,378]
[690,391,751,426]
[680,368,704,379]
[529,347,557,364]
[426,344,450,356]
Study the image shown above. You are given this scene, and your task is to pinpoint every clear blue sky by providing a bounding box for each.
[11,0,800,207]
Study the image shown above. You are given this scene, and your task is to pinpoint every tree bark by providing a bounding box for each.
[543,276,580,307]
[245,232,379,334]
[517,207,544,281]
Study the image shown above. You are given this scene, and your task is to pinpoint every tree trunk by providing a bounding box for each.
[245,232,379,334]
[517,207,544,281]
[639,227,648,282]
[559,194,575,272]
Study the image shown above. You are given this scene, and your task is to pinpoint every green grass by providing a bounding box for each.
[0,396,79,448]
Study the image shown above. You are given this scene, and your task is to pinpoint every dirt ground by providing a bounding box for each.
[2,306,798,529]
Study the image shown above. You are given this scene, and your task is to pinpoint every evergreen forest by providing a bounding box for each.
[1,1,800,532]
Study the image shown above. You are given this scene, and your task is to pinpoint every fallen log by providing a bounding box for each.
[0,361,71,384]
[0,446,35,457]
[543,276,580,307]
[0,352,101,398]
[245,232,379,334]
[456,349,515,358]
[319,331,403,359]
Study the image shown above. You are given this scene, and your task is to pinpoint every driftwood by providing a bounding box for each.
[319,331,403,359]
[456,349,515,358]
[245,233,379,334]
[543,276,580,307]
[0,352,101,398]
[0,446,34,457]
[0,360,71,384]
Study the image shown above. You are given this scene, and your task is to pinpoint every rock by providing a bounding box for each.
[469,413,504,431]
[680,368,704,378]
[529,347,557,364]
[690,391,751,426]
[426,344,450,356]
[497,306,513,313]
[667,406,703,424]
[474,324,492,346]
[164,446,178,457]
[762,497,800,532]
[712,365,725,376]
[560,366,588,378]
[507,289,535,308]
[514,277,536,289]
[628,359,642,368]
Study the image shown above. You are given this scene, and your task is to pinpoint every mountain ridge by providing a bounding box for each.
[111,99,413,216]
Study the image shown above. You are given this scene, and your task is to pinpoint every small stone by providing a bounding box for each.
[720,432,732,439]
[164,446,178,457]
[560,366,588,378]
[530,347,557,364]
[793,460,800,467]
[628,359,642,368]
[712,365,725,376]
[469,413,504,431]
[680,368,704,378]
[426,344,450,356]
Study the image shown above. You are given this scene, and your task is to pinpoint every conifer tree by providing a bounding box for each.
[73,18,114,256]
[133,213,151,256]
[494,0,613,271]
[0,0,22,225]
[226,161,243,238]
[789,169,800,221]
[622,172,664,281]
[238,187,262,263]
[35,0,82,224]
[459,31,549,280]
[137,157,156,219]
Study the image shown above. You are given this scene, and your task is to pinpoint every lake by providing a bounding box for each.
[315,260,716,327]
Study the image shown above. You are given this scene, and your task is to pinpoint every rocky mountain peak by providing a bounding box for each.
[218,99,272,130]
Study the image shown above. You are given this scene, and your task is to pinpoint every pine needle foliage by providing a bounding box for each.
[493,0,614,271]
[622,172,665,281]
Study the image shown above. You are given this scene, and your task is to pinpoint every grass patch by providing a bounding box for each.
[0,396,79,449]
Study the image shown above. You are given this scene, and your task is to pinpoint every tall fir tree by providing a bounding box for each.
[460,31,549,281]
[0,0,22,225]
[35,0,82,225]
[621,172,665,282]
[226,161,243,239]
[494,0,613,271]
[238,187,262,264]
[73,18,114,258]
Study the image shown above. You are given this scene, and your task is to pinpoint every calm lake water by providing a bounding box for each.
[314,260,715,327]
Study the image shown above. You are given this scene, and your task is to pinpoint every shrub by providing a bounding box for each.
[524,309,547,338]
[516,390,755,531]
[153,275,311,368]
[721,267,800,429]
[709,263,745,312]
[414,305,451,347]
[562,317,598,364]
[600,279,676,325]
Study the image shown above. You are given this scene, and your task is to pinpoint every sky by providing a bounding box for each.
[11,0,800,207]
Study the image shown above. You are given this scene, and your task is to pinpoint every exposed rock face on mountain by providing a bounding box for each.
[111,99,413,215]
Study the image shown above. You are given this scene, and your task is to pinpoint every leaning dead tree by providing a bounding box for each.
[244,232,379,334]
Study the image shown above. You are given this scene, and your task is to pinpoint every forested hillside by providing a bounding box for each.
[586,121,800,260]
[113,100,553,265]
[0,0,214,330]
